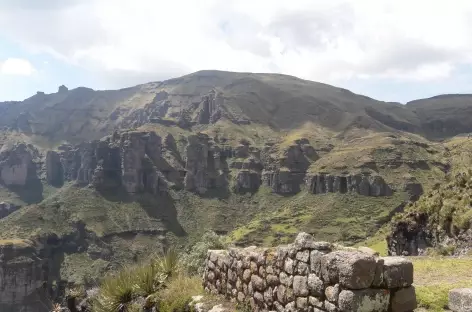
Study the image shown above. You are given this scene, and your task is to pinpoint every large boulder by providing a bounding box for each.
[449,288,472,312]
[338,289,390,312]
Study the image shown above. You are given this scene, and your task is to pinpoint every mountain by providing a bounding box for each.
[0,70,471,311]
[2,70,471,147]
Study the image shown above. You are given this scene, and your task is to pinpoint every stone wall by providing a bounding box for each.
[203,233,416,312]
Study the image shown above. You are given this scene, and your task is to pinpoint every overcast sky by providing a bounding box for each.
[1,0,472,103]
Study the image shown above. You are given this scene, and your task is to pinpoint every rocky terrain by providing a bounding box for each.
[0,70,470,310]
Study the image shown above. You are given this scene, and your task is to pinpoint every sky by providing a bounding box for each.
[2,0,472,103]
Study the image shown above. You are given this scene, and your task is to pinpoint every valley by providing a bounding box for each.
[0,70,470,311]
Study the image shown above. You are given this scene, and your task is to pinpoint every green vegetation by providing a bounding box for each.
[227,190,409,247]
[412,257,472,311]
[181,231,228,275]
[392,169,472,240]
[88,247,203,312]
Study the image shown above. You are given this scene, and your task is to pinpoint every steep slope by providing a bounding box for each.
[408,94,472,139]
[387,136,472,256]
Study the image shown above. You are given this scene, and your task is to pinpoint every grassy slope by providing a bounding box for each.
[413,257,472,311]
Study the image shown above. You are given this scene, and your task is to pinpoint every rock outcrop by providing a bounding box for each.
[195,89,224,124]
[0,202,19,219]
[45,131,168,194]
[306,173,393,197]
[0,241,49,312]
[261,141,317,194]
[387,211,472,256]
[203,232,416,312]
[183,133,229,193]
[0,143,38,186]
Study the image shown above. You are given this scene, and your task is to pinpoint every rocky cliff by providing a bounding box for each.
[44,130,169,194]
[0,241,49,312]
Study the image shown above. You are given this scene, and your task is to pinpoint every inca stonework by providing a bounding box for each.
[203,233,416,312]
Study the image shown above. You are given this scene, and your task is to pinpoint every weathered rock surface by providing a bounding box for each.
[203,232,415,312]
[0,241,49,312]
[0,202,19,219]
[45,130,169,194]
[0,142,38,186]
[449,288,472,312]
[306,173,393,197]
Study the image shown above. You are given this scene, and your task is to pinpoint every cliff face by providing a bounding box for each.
[45,130,168,194]
[0,143,39,187]
[0,241,49,312]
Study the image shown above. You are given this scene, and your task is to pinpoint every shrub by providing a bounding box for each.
[91,268,136,312]
[133,261,167,296]
[181,231,228,274]
[154,247,181,278]
[156,273,203,312]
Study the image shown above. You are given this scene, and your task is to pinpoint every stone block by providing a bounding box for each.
[338,289,390,312]
[390,286,417,312]
[338,251,376,289]
[381,257,413,288]
[449,288,472,312]
[308,273,324,297]
[293,275,309,296]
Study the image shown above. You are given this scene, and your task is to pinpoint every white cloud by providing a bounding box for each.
[1,0,472,86]
[0,58,36,76]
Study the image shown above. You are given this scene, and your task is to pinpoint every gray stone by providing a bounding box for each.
[254,291,264,303]
[309,297,324,309]
[449,288,472,312]
[307,274,324,297]
[325,284,340,303]
[267,274,279,286]
[276,285,287,304]
[243,269,251,282]
[284,257,295,274]
[338,289,390,312]
[237,292,245,303]
[321,251,344,284]
[338,251,376,289]
[280,272,293,286]
[294,233,333,251]
[297,261,309,275]
[274,302,284,312]
[296,250,311,262]
[264,287,274,304]
[381,257,413,288]
[372,258,384,287]
[391,286,416,312]
[310,250,324,275]
[259,266,267,278]
[250,261,258,273]
[296,297,308,309]
[251,275,266,292]
[324,301,338,312]
[293,276,309,296]
[285,301,297,312]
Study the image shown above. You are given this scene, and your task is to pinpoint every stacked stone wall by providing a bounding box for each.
[203,233,416,312]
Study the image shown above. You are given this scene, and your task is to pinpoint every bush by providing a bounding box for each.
[133,261,167,296]
[156,273,203,312]
[92,268,136,312]
[181,231,228,274]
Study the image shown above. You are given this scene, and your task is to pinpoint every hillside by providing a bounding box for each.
[386,136,472,256]
[2,70,471,147]
[0,70,471,311]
